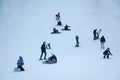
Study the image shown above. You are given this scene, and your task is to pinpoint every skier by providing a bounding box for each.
[43,54,57,64]
[75,35,79,47]
[100,35,106,49]
[55,12,60,20]
[57,20,62,26]
[103,48,112,59]
[17,56,25,71]
[39,41,47,60]
[93,29,97,40]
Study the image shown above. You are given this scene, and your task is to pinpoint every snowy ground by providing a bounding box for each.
[0,0,120,80]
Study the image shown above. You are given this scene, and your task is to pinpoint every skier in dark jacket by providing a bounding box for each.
[103,48,112,59]
[75,35,79,47]
[100,35,106,49]
[93,29,97,40]
[17,56,25,71]
[43,54,57,64]
[39,41,47,60]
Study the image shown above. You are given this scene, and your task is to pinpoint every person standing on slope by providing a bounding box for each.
[100,35,106,49]
[39,41,47,60]
[93,29,97,40]
[75,35,79,47]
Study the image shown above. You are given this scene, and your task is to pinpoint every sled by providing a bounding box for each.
[14,67,21,72]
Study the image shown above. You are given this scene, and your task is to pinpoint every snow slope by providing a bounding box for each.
[0,0,120,80]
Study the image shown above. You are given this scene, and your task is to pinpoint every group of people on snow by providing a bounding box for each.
[15,12,113,72]
[39,41,57,64]
[51,12,71,34]
[93,28,112,59]
[93,29,106,49]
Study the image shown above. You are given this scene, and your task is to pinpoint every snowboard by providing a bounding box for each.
[61,29,71,31]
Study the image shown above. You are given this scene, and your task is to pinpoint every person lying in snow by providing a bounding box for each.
[62,24,71,31]
[43,54,57,64]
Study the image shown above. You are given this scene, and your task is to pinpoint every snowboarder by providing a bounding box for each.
[57,20,62,26]
[103,48,112,59]
[39,41,47,60]
[62,24,71,31]
[43,54,57,64]
[16,56,25,71]
[93,29,97,40]
[75,35,79,47]
[55,12,60,20]
[100,35,106,49]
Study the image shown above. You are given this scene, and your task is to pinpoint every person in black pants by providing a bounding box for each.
[100,35,106,49]
[103,48,112,59]
[39,41,47,60]
[75,35,79,47]
[93,29,97,40]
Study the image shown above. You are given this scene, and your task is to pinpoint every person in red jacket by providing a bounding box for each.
[55,12,60,20]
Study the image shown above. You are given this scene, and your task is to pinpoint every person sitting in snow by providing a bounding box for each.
[62,24,71,31]
[17,56,25,71]
[51,27,61,34]
[43,54,57,64]
[57,20,62,26]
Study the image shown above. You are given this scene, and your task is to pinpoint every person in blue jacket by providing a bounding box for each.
[17,56,25,71]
